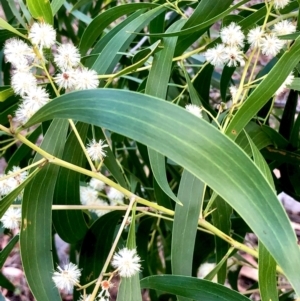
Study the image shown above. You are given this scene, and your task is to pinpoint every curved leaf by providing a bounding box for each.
[140,275,251,301]
[20,119,68,301]
[146,20,185,205]
[0,235,19,268]
[27,0,53,25]
[0,18,26,38]
[172,170,204,300]
[79,3,158,54]
[52,122,89,243]
[25,89,300,295]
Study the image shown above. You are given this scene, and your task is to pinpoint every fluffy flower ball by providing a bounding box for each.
[28,22,56,48]
[111,248,141,278]
[185,104,202,118]
[52,263,81,292]
[86,139,108,161]
[0,207,21,230]
[54,43,81,69]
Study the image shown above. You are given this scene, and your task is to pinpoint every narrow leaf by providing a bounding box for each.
[0,18,26,38]
[20,119,68,301]
[27,0,53,25]
[0,235,19,268]
[172,170,204,301]
[52,122,89,243]
[140,275,251,301]
[79,3,158,54]
[51,0,65,15]
[146,20,185,205]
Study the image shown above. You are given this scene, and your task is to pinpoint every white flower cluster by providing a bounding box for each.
[247,20,296,56]
[79,176,125,217]
[269,0,290,9]
[0,166,28,198]
[205,22,245,67]
[0,167,27,230]
[205,20,296,67]
[0,207,22,230]
[3,22,99,125]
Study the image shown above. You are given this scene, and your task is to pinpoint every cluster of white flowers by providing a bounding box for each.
[80,176,125,216]
[52,262,81,293]
[111,247,141,278]
[247,20,296,56]
[54,44,99,91]
[80,186,108,217]
[107,187,125,205]
[269,0,290,9]
[3,22,99,125]
[0,207,22,230]
[0,166,28,199]
[205,22,245,67]
[205,20,296,68]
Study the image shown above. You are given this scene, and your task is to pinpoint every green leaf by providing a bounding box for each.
[25,89,300,295]
[245,131,277,301]
[139,0,248,38]
[52,122,89,243]
[236,122,272,156]
[20,119,69,301]
[0,272,14,292]
[0,18,27,38]
[110,39,161,80]
[94,127,128,188]
[91,5,165,75]
[117,205,142,301]
[290,78,300,91]
[259,243,279,301]
[226,36,300,139]
[140,275,251,301]
[51,0,65,15]
[0,235,19,269]
[212,196,232,284]
[146,20,185,206]
[27,0,53,25]
[245,131,274,189]
[0,87,14,102]
[172,170,204,301]
[63,2,92,24]
[79,3,158,54]
[6,0,27,28]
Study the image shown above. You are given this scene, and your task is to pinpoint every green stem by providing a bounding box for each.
[0,158,46,180]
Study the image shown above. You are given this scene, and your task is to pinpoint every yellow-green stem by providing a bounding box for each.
[0,158,46,181]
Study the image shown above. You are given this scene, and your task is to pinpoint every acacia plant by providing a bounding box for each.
[0,0,300,300]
